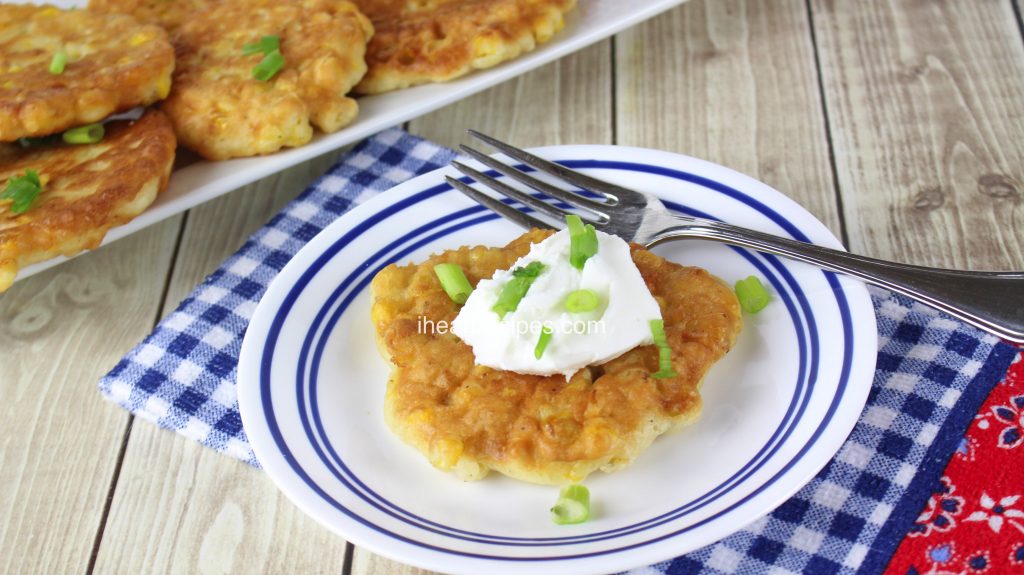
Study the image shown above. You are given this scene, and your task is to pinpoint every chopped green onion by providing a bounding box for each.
[564,289,601,313]
[62,123,104,145]
[566,214,598,270]
[512,261,545,278]
[252,49,285,81]
[1,169,43,214]
[534,326,553,359]
[242,35,280,56]
[653,354,676,378]
[734,275,771,314]
[49,50,67,74]
[654,347,676,378]
[433,263,473,304]
[492,261,546,319]
[649,318,668,347]
[649,319,677,378]
[551,484,590,525]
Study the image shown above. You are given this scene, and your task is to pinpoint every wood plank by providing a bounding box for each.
[0,218,181,575]
[92,153,350,574]
[810,0,1024,269]
[409,40,613,147]
[91,426,348,575]
[352,40,612,575]
[350,551,441,575]
[616,0,841,232]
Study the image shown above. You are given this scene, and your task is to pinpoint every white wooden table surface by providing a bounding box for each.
[2,1,1023,573]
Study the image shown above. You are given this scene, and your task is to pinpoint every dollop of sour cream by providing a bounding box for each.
[451,229,662,379]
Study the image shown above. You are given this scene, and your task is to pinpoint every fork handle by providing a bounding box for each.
[652,221,1024,344]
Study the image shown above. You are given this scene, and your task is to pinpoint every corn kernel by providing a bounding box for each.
[155,76,171,99]
[429,437,464,470]
[409,408,434,424]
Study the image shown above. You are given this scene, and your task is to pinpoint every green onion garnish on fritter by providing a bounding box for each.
[650,318,667,347]
[1,170,43,214]
[243,35,285,81]
[551,484,590,525]
[252,50,285,81]
[534,326,553,359]
[734,275,771,314]
[242,35,280,55]
[433,263,473,304]
[566,214,598,270]
[62,123,104,145]
[564,288,600,313]
[649,318,677,378]
[49,50,67,75]
[492,261,545,319]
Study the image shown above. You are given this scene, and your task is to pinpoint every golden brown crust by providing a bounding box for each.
[88,0,219,33]
[370,229,743,484]
[162,0,374,160]
[0,4,174,141]
[351,0,576,94]
[0,110,176,292]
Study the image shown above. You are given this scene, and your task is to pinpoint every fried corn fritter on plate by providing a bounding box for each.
[351,0,576,94]
[162,0,373,160]
[0,110,176,293]
[89,0,217,33]
[0,4,174,141]
[371,229,743,485]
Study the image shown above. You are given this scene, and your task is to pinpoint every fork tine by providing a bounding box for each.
[451,161,584,223]
[467,130,647,204]
[445,176,556,231]
[458,145,609,216]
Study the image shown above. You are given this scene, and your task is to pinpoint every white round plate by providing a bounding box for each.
[237,145,877,575]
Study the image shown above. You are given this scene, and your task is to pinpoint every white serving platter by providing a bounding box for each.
[11,0,689,284]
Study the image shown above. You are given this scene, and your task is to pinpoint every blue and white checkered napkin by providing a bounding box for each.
[99,127,1019,574]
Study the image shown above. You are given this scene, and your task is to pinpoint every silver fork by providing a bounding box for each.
[445,130,1024,344]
